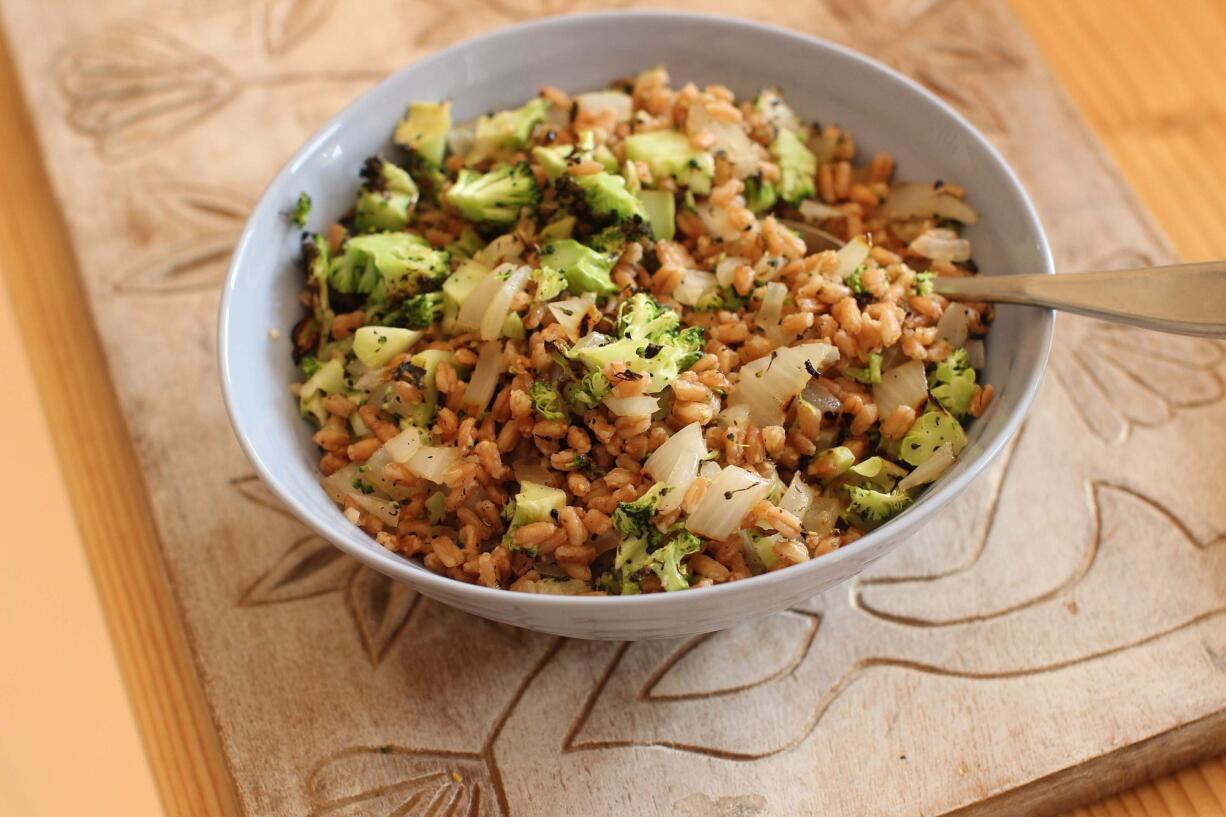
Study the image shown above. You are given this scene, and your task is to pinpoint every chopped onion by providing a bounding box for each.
[965,339,986,369]
[575,91,633,123]
[361,447,416,500]
[321,463,361,504]
[447,120,475,157]
[835,235,870,280]
[686,104,759,178]
[718,403,751,427]
[352,367,387,393]
[455,265,499,331]
[873,358,928,419]
[897,442,956,492]
[406,445,462,484]
[910,227,971,263]
[462,341,503,415]
[695,200,745,243]
[754,281,788,333]
[529,578,593,595]
[479,265,530,340]
[548,297,596,343]
[674,268,718,307]
[603,394,660,417]
[730,342,840,426]
[686,464,772,541]
[384,426,424,464]
[699,460,722,480]
[474,234,524,267]
[715,255,749,287]
[799,199,845,223]
[934,303,974,347]
[349,492,402,528]
[513,458,558,487]
[880,182,979,224]
[800,380,842,415]
[643,422,706,513]
[779,473,814,521]
[804,496,841,535]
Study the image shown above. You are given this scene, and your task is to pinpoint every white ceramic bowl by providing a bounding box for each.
[219,11,1053,640]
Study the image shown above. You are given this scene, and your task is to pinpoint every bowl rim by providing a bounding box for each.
[218,9,1055,612]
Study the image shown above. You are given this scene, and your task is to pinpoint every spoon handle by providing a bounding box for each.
[933,260,1226,338]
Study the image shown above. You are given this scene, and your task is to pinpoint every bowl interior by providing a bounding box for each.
[219,12,1052,639]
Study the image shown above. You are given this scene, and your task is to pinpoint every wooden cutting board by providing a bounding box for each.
[4,0,1224,814]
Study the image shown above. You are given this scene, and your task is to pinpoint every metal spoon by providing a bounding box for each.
[781,219,1226,338]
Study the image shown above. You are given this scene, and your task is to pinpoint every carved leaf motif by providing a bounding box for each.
[263,0,338,56]
[241,535,357,605]
[231,474,298,521]
[346,566,422,665]
[307,747,502,817]
[56,23,238,157]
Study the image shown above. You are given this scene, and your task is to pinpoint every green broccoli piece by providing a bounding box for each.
[354,157,419,233]
[846,486,913,527]
[471,98,549,163]
[445,225,485,260]
[538,215,576,243]
[529,381,566,420]
[382,291,444,329]
[650,529,701,591]
[623,130,715,193]
[929,347,977,417]
[566,294,703,392]
[562,368,611,410]
[848,456,908,491]
[585,224,638,255]
[539,239,619,296]
[503,480,567,554]
[446,161,540,226]
[914,271,935,297]
[394,100,451,167]
[290,191,311,227]
[693,286,748,312]
[531,145,573,182]
[638,188,676,241]
[846,265,865,295]
[899,409,967,467]
[744,175,778,214]
[298,356,323,378]
[556,171,649,227]
[846,352,883,385]
[813,446,855,481]
[425,491,447,523]
[531,265,568,302]
[612,483,666,539]
[329,232,449,302]
[770,128,817,205]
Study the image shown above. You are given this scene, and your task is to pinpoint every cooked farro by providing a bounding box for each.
[289,68,992,595]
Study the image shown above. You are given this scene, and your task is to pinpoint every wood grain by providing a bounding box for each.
[0,1,1221,814]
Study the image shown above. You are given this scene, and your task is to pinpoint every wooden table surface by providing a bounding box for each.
[1,1,1223,815]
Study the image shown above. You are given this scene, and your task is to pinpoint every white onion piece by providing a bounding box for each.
[934,303,974,347]
[686,104,759,178]
[352,368,386,393]
[512,458,557,487]
[322,463,361,504]
[897,442,956,492]
[779,472,814,521]
[754,281,787,332]
[698,460,722,480]
[479,265,530,340]
[463,341,503,415]
[349,492,402,527]
[804,496,841,535]
[548,297,595,343]
[695,200,744,243]
[362,447,416,500]
[799,199,845,222]
[880,182,979,224]
[965,339,986,369]
[384,426,424,464]
[910,227,971,263]
[447,121,475,157]
[686,464,771,541]
[575,91,633,123]
[603,394,660,417]
[674,268,718,307]
[715,256,749,287]
[455,265,499,331]
[800,380,842,415]
[873,358,928,420]
[729,342,840,426]
[406,445,462,484]
[835,235,870,280]
[474,234,524,268]
[718,403,751,427]
[643,422,706,513]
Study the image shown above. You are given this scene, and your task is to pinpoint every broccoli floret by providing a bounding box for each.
[531,265,568,302]
[290,191,311,227]
[562,368,611,410]
[529,381,566,420]
[612,483,666,539]
[914,271,936,297]
[470,98,549,163]
[744,175,778,214]
[770,128,817,205]
[623,130,715,193]
[381,291,444,329]
[929,347,977,417]
[650,529,701,591]
[846,352,883,385]
[298,356,323,378]
[539,239,619,296]
[446,162,540,227]
[394,100,451,167]
[531,145,573,182]
[846,486,913,527]
[556,171,649,227]
[329,232,449,302]
[899,409,967,467]
[566,294,703,392]
[846,265,865,295]
[354,157,419,233]
[694,286,748,312]
[503,480,567,553]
